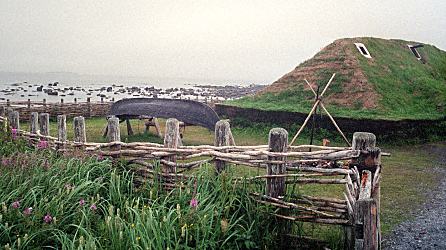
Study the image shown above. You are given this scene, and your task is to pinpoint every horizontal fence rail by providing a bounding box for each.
[0,106,382,250]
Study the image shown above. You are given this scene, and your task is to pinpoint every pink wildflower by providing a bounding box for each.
[43,214,53,224]
[79,199,85,206]
[90,204,97,211]
[23,207,33,216]
[11,128,17,140]
[190,198,198,208]
[1,158,9,166]
[11,200,20,209]
[37,140,49,149]
[97,154,104,161]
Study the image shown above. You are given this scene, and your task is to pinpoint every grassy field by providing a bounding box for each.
[2,117,444,248]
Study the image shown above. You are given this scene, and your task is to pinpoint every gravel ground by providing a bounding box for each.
[383,143,446,250]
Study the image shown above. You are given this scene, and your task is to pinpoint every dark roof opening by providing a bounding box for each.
[408,44,425,63]
[354,43,372,58]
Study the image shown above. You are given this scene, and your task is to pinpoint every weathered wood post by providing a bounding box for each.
[43,98,46,107]
[86,98,91,118]
[126,118,134,136]
[214,120,233,173]
[39,113,50,136]
[107,116,121,158]
[74,116,87,147]
[0,106,5,131]
[9,110,20,130]
[266,128,288,198]
[0,106,4,116]
[351,132,381,250]
[5,108,13,128]
[163,118,181,173]
[27,99,31,109]
[30,112,39,134]
[354,170,378,250]
[57,115,67,150]
[154,117,162,138]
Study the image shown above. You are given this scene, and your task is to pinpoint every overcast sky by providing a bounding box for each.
[1,0,445,84]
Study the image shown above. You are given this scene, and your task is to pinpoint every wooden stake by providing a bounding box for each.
[30,112,39,134]
[0,106,5,118]
[126,118,134,136]
[39,113,50,136]
[57,115,67,150]
[9,111,20,130]
[266,128,288,198]
[214,120,233,173]
[163,118,180,173]
[74,116,86,144]
[107,116,121,157]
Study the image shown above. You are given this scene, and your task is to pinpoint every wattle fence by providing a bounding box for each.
[0,105,383,250]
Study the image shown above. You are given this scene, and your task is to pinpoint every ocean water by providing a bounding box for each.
[0,72,247,103]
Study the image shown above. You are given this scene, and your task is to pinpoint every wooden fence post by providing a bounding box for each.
[107,116,121,158]
[214,120,234,173]
[126,118,134,136]
[266,128,288,198]
[27,99,31,109]
[74,116,86,146]
[57,115,67,150]
[9,111,20,130]
[43,99,46,107]
[354,170,378,250]
[30,112,39,134]
[163,118,180,173]
[39,113,50,136]
[351,132,381,249]
[0,106,5,132]
[5,108,13,128]
[86,98,91,118]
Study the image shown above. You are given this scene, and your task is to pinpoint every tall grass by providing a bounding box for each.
[0,135,282,249]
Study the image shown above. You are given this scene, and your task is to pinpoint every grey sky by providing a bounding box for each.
[1,0,445,84]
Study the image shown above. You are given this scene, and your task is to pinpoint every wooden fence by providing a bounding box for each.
[0,99,112,120]
[0,106,383,250]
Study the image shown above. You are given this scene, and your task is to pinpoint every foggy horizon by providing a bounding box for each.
[1,0,445,85]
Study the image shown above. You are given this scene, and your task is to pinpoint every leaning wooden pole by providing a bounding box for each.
[289,100,320,146]
[319,102,351,146]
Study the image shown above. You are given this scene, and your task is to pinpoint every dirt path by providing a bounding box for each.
[383,143,446,250]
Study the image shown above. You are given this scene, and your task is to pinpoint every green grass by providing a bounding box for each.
[0,137,280,249]
[3,117,445,248]
[227,37,446,121]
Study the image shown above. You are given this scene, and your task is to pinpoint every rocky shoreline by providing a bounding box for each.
[0,81,265,103]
